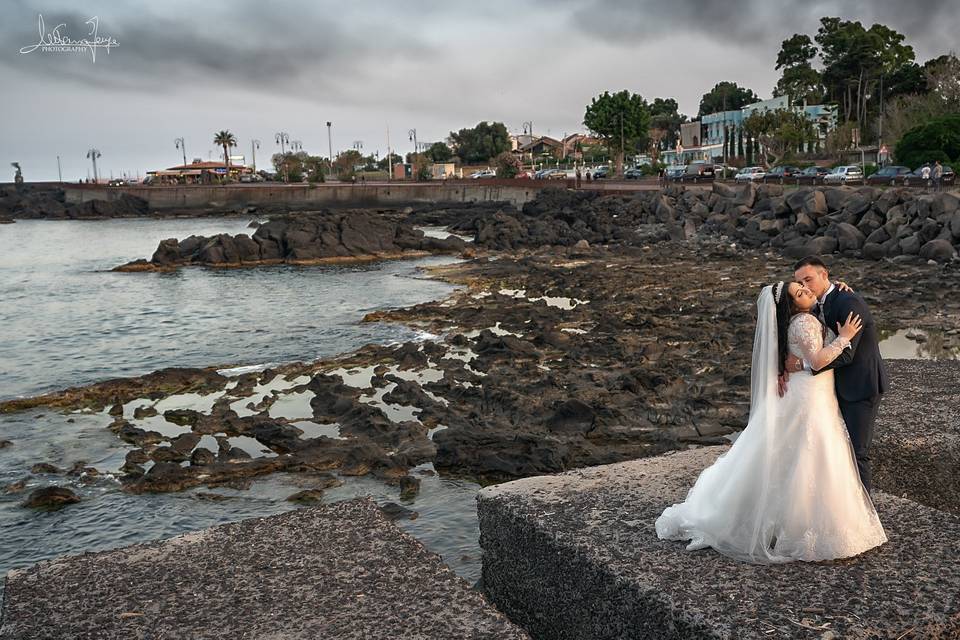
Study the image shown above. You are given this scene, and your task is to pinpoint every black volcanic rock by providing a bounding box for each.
[115,210,467,271]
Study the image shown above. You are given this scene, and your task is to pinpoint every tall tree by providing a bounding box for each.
[425,142,453,163]
[583,90,651,176]
[213,130,237,169]
[698,82,759,117]
[647,97,686,154]
[816,17,915,126]
[773,34,824,105]
[448,122,510,163]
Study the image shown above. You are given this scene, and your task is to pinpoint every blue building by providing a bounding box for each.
[661,96,837,166]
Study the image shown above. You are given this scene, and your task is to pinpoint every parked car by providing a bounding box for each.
[735,167,766,182]
[470,169,496,179]
[905,165,956,186]
[664,165,686,180]
[547,169,570,180]
[681,161,715,181]
[592,166,612,179]
[763,166,800,183]
[624,167,644,179]
[799,166,830,178]
[823,165,864,184]
[866,165,912,186]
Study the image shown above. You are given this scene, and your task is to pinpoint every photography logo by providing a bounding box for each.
[19,14,119,63]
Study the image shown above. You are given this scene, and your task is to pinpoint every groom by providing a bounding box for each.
[780,255,888,494]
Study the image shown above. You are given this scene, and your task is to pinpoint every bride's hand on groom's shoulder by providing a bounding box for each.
[835,280,854,293]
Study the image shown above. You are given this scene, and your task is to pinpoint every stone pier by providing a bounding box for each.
[478,447,960,639]
[1,498,529,639]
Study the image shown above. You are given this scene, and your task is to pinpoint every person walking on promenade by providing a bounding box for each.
[586,169,592,182]
[921,163,931,191]
[933,161,943,192]
[575,166,582,189]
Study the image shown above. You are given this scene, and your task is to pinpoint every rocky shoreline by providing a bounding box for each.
[113,211,470,271]
[4,229,958,504]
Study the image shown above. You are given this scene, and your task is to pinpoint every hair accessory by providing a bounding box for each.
[774,281,785,303]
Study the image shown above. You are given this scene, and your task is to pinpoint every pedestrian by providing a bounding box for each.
[575,166,582,189]
[933,160,943,192]
[586,169,592,182]
[658,166,665,188]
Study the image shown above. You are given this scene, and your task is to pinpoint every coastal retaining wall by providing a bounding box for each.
[62,181,553,210]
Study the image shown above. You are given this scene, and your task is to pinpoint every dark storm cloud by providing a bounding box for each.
[567,0,958,57]
[3,0,435,92]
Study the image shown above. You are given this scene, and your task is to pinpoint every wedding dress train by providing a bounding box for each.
[655,290,887,563]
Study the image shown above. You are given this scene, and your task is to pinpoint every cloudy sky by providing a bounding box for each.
[3,0,957,181]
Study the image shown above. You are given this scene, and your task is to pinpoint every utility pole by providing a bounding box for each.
[175,137,187,166]
[57,155,62,182]
[251,139,260,173]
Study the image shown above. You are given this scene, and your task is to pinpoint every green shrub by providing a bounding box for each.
[863,163,879,178]
[895,114,960,169]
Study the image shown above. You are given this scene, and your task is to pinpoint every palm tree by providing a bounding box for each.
[213,130,237,170]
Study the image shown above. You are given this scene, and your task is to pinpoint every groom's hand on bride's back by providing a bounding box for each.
[835,280,854,293]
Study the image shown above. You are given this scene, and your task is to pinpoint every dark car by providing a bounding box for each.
[592,166,612,179]
[904,165,956,187]
[624,167,644,179]
[796,166,830,184]
[763,166,800,183]
[866,165,912,186]
[679,161,715,182]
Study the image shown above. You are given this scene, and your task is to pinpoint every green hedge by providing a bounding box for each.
[895,114,960,169]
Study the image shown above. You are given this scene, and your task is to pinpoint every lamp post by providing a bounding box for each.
[251,139,260,173]
[86,148,101,184]
[57,155,62,182]
[275,132,290,182]
[326,122,333,172]
[174,137,187,166]
[408,129,417,157]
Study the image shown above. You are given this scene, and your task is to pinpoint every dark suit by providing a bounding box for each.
[813,287,888,493]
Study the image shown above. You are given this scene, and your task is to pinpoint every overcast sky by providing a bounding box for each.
[3,0,958,181]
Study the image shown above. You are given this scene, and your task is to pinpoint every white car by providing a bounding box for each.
[823,165,864,184]
[735,166,766,182]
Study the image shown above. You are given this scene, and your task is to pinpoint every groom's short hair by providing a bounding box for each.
[793,255,828,273]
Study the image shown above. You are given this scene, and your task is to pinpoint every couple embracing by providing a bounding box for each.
[656,255,889,563]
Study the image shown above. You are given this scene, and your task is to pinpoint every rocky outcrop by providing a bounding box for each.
[21,486,81,509]
[0,184,149,219]
[114,211,468,271]
[478,447,960,639]
[465,185,960,263]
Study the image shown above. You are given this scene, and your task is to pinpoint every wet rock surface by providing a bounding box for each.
[478,447,960,640]
[0,498,529,639]
[5,239,959,497]
[21,486,80,510]
[114,210,467,271]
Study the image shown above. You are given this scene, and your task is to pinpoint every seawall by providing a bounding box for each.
[62,181,553,211]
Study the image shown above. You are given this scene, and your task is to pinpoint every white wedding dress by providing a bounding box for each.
[655,287,887,563]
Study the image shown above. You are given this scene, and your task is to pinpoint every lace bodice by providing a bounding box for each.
[788,313,849,371]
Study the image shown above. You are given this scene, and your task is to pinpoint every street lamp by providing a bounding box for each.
[251,139,260,173]
[174,137,187,166]
[275,132,290,182]
[353,140,363,152]
[408,129,418,156]
[86,148,101,183]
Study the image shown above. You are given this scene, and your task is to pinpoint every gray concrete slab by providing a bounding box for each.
[874,359,960,516]
[478,447,960,640]
[1,498,529,640]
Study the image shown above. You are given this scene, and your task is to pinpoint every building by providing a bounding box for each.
[147,160,253,184]
[662,95,838,166]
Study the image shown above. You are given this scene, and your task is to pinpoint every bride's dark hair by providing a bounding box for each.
[773,282,798,376]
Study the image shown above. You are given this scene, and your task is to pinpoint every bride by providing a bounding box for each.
[655,281,887,563]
